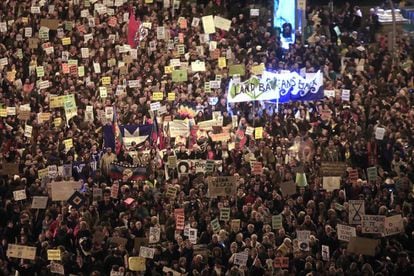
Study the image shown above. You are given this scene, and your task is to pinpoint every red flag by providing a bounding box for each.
[113,107,123,155]
[127,9,140,48]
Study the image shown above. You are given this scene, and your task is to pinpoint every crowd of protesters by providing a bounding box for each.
[0,0,414,275]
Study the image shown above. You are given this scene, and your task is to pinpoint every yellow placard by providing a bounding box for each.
[101,76,111,85]
[36,66,44,77]
[38,112,51,123]
[129,257,146,271]
[62,37,71,45]
[78,66,85,77]
[7,71,16,82]
[168,92,175,101]
[54,117,62,126]
[251,63,265,75]
[152,92,163,101]
[49,96,64,108]
[47,249,61,261]
[218,57,226,69]
[0,108,6,117]
[38,168,48,179]
[255,127,263,139]
[63,138,73,151]
[164,66,173,74]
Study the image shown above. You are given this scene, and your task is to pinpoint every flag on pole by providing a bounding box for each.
[113,107,122,155]
[127,8,140,48]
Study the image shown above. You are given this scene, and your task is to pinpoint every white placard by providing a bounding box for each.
[191,60,206,72]
[375,127,385,140]
[139,246,155,259]
[336,224,356,242]
[189,228,197,244]
[349,200,365,225]
[322,245,330,261]
[384,215,404,236]
[149,227,160,243]
[191,17,200,27]
[213,16,231,31]
[233,252,248,266]
[24,124,33,138]
[128,80,139,88]
[13,189,27,201]
[150,102,161,111]
[250,9,259,16]
[341,89,350,101]
[93,62,101,73]
[245,126,254,136]
[156,26,165,40]
[81,48,89,58]
[362,215,385,234]
[324,89,335,98]
[323,176,341,192]
[25,27,33,37]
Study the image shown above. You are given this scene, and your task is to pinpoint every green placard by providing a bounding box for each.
[172,69,188,82]
[229,64,245,76]
[219,208,230,221]
[210,218,220,233]
[367,167,377,181]
[272,214,283,229]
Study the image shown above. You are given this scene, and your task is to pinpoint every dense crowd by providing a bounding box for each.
[0,0,414,275]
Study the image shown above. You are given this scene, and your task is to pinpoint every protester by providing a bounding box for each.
[0,0,414,276]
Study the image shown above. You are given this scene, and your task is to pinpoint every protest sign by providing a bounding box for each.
[31,196,48,209]
[149,227,161,243]
[347,237,379,256]
[320,162,347,176]
[234,252,248,266]
[220,207,230,221]
[375,127,385,140]
[166,186,177,198]
[13,190,27,201]
[50,181,81,201]
[272,214,283,229]
[211,218,221,233]
[361,215,385,234]
[296,230,310,251]
[40,19,59,30]
[384,215,404,236]
[336,224,356,242]
[6,244,36,260]
[139,246,155,259]
[172,69,188,82]
[189,228,198,244]
[367,167,377,182]
[47,249,61,261]
[129,257,146,271]
[50,262,64,275]
[341,89,350,101]
[349,200,365,224]
[322,245,330,261]
[228,64,245,76]
[348,169,358,184]
[208,176,236,197]
[228,70,323,102]
[274,257,289,268]
[168,120,189,137]
[213,16,231,31]
[323,176,341,192]
[202,15,215,34]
